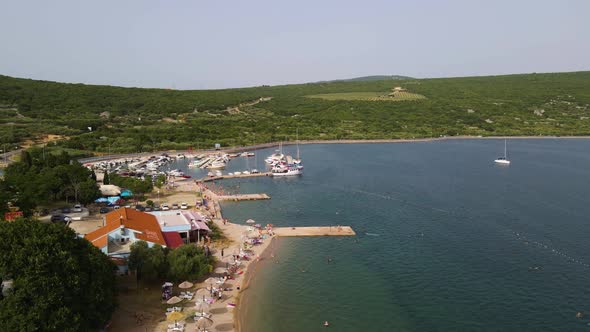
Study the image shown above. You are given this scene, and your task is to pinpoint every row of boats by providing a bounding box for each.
[189,152,256,170]
[86,154,192,180]
[265,143,304,176]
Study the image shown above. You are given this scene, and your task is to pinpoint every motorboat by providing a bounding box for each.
[207,160,226,169]
[271,164,302,177]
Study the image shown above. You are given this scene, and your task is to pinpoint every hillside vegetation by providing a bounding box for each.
[0,71,589,153]
[318,75,414,82]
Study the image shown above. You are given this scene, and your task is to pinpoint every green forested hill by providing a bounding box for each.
[0,71,589,153]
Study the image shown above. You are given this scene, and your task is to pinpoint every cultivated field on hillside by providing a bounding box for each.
[306,91,426,101]
[1,71,589,152]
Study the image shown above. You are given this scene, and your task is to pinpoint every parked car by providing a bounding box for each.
[144,206,152,212]
[153,205,161,211]
[99,207,110,214]
[50,214,71,223]
[73,204,82,212]
[162,204,170,211]
[61,207,71,214]
[135,204,145,212]
[180,203,188,210]
[171,203,179,210]
[114,205,121,210]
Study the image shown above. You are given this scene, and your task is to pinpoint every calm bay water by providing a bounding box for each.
[182,140,590,331]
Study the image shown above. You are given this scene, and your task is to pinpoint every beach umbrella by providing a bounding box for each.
[196,316,214,329]
[195,301,210,313]
[178,281,193,289]
[120,189,133,197]
[167,311,184,326]
[195,288,209,296]
[204,277,217,285]
[167,311,183,321]
[166,296,183,305]
[246,219,256,224]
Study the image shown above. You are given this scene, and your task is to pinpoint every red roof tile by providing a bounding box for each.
[84,208,167,249]
[162,232,184,249]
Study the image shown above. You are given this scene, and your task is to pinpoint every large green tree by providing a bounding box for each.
[110,173,153,198]
[2,151,100,214]
[0,219,117,331]
[128,241,168,282]
[0,180,9,218]
[167,244,212,282]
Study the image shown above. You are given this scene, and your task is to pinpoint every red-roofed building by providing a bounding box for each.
[163,232,184,249]
[85,208,168,257]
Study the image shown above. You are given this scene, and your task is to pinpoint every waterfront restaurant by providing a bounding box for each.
[148,210,211,244]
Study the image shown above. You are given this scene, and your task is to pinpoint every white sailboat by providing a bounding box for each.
[293,128,302,165]
[494,139,511,165]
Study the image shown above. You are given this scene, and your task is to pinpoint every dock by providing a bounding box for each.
[201,172,271,182]
[273,226,356,237]
[217,193,270,201]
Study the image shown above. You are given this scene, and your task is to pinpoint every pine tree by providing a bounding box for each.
[103,170,110,185]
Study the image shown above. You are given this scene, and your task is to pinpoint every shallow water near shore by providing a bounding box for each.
[180,140,590,331]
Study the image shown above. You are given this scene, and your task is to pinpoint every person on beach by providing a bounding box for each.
[221,248,224,258]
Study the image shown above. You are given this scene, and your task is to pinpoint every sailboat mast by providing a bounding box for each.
[504,139,507,159]
[296,128,300,160]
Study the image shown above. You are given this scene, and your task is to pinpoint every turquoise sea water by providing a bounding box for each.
[181,140,590,331]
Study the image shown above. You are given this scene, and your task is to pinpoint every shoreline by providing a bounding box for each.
[233,236,278,332]
[199,185,277,332]
[76,135,590,164]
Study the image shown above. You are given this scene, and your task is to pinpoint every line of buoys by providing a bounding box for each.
[513,231,590,268]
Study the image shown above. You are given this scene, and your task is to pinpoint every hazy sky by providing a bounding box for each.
[0,0,588,89]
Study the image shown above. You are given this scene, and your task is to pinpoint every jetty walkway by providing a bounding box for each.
[200,174,356,238]
[217,193,270,201]
[201,172,271,182]
[273,226,356,237]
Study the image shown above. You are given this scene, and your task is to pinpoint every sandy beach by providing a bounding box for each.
[140,181,277,332]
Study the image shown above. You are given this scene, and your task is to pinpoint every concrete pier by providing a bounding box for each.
[273,226,356,237]
[201,172,271,182]
[217,193,271,201]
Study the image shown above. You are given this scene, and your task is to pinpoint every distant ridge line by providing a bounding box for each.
[316,75,414,83]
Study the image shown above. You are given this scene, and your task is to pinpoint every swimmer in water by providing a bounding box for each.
[324,321,329,327]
